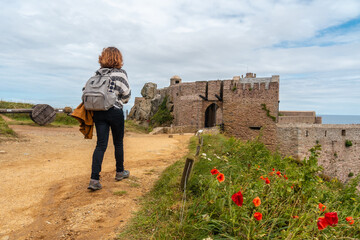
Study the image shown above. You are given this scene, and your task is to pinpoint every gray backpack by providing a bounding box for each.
[82,69,116,111]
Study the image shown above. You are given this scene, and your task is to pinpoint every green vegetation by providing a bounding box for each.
[113,190,127,196]
[0,101,78,126]
[0,115,17,138]
[345,140,353,148]
[125,120,151,133]
[0,101,34,109]
[151,96,173,127]
[232,86,237,91]
[53,113,78,126]
[0,100,34,123]
[261,103,277,122]
[119,134,360,239]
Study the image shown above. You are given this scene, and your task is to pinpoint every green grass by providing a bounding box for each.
[119,134,360,240]
[0,101,78,126]
[0,100,34,109]
[125,120,151,134]
[53,113,78,126]
[113,190,128,196]
[0,115,17,138]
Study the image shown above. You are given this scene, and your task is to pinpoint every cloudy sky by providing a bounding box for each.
[0,0,359,115]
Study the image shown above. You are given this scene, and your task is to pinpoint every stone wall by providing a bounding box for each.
[129,74,360,185]
[222,76,279,150]
[167,81,207,128]
[129,74,280,150]
[165,75,280,149]
[277,124,360,183]
[278,111,322,124]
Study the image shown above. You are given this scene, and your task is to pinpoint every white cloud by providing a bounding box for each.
[0,0,359,115]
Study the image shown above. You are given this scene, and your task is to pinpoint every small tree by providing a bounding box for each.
[151,96,173,127]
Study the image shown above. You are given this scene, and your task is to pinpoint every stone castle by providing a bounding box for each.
[129,73,360,183]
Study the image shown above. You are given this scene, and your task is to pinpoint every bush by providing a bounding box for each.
[151,96,173,127]
[345,140,353,147]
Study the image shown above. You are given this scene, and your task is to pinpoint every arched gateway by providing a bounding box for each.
[205,103,218,127]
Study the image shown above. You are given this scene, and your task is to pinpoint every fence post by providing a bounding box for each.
[180,158,194,191]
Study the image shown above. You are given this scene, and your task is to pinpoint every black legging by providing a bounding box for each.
[91,107,124,180]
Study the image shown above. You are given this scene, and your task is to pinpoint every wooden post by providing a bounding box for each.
[195,145,201,156]
[0,104,72,125]
[195,135,203,156]
[180,158,194,191]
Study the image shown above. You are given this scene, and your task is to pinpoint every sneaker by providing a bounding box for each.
[87,179,102,191]
[115,170,130,181]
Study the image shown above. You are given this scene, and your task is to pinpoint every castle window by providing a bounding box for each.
[249,126,262,130]
[342,130,346,136]
[305,130,309,137]
[175,80,179,84]
[325,130,327,137]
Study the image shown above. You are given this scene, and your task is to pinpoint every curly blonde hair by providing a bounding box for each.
[98,47,123,69]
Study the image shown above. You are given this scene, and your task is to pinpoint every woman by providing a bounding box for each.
[87,47,131,191]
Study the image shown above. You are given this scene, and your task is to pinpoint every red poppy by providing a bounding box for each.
[292,216,299,219]
[346,217,354,225]
[284,175,288,180]
[317,217,329,230]
[269,171,274,176]
[217,173,225,182]
[325,212,338,226]
[254,212,262,221]
[318,203,326,212]
[253,197,261,207]
[231,191,243,206]
[291,185,294,189]
[265,177,270,184]
[260,176,265,180]
[272,168,275,171]
[276,171,281,176]
[210,168,219,175]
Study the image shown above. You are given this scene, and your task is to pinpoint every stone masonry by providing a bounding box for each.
[278,124,360,183]
[130,73,280,150]
[129,73,360,183]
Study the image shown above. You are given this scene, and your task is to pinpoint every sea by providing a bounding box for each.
[319,115,360,124]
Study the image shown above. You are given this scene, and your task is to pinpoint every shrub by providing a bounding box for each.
[151,96,173,127]
[345,140,353,147]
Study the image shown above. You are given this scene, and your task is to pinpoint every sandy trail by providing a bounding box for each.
[0,123,191,240]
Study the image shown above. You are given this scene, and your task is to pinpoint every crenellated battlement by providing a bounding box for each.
[129,71,360,185]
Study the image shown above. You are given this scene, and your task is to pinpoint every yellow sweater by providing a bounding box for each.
[71,103,94,139]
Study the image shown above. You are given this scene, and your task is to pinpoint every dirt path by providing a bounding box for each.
[0,123,191,240]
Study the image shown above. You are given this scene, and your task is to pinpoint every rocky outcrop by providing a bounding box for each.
[141,82,157,99]
[128,82,172,124]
